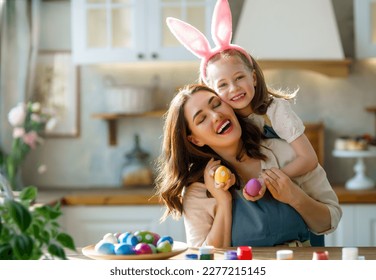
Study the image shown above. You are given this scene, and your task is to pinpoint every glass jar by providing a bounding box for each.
[121,134,153,188]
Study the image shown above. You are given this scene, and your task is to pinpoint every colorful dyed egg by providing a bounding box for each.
[157,235,174,246]
[134,243,153,255]
[118,232,139,246]
[151,232,161,246]
[95,241,115,254]
[156,240,172,253]
[214,166,231,184]
[102,233,118,244]
[134,231,155,244]
[118,232,131,243]
[148,244,157,254]
[114,243,136,255]
[245,178,262,196]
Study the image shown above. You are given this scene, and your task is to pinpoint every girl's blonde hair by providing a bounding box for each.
[205,49,298,115]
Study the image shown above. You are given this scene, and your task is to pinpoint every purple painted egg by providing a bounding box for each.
[245,178,262,196]
[134,243,153,255]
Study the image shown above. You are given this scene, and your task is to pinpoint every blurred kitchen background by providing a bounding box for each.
[1,0,375,188]
[0,0,376,247]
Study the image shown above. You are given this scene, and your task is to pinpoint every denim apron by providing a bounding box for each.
[262,120,325,246]
[231,188,310,246]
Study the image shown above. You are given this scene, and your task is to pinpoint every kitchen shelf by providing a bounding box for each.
[258,59,352,77]
[92,110,166,146]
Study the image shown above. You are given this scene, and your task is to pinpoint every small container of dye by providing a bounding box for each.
[312,251,329,260]
[237,246,252,260]
[224,250,238,260]
[185,253,198,260]
[199,246,214,260]
[276,250,293,260]
[342,247,359,260]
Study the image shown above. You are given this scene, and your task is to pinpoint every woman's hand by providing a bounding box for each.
[260,168,300,205]
[204,159,233,202]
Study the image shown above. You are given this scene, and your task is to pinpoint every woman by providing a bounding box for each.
[155,84,341,248]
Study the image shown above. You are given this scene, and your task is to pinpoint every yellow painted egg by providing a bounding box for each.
[214,166,230,184]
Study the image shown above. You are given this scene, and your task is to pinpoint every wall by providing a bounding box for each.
[3,0,376,189]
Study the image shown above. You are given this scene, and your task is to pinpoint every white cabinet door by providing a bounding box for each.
[354,205,376,246]
[354,0,376,58]
[325,204,376,246]
[149,0,215,61]
[61,205,186,247]
[71,0,215,64]
[72,0,147,64]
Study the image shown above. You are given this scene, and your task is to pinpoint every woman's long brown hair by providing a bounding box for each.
[154,84,267,221]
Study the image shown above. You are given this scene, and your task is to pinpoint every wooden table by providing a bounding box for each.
[171,247,376,260]
[68,247,376,260]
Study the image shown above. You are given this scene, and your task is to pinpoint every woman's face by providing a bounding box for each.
[184,89,242,151]
[207,55,256,117]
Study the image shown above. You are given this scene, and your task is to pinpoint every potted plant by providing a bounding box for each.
[0,174,76,260]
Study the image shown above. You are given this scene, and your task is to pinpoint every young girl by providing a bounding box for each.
[155,84,341,248]
[166,0,318,179]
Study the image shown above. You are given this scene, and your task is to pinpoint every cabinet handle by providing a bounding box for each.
[151,53,158,59]
[138,53,144,59]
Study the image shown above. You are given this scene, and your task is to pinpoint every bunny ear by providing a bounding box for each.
[211,0,232,47]
[166,17,212,59]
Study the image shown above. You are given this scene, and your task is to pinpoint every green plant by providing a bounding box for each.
[0,185,76,260]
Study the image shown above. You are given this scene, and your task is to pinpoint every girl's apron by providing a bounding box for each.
[231,188,310,246]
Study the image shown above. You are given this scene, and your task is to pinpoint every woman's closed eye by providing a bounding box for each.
[195,99,221,125]
[197,115,206,124]
[212,98,221,108]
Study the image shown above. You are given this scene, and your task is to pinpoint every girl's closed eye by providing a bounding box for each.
[235,75,244,81]
[218,82,227,89]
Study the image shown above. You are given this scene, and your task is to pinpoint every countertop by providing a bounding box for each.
[36,185,376,206]
[37,185,159,206]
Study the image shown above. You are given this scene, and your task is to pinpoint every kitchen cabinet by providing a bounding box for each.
[354,0,376,58]
[325,204,376,246]
[60,205,186,247]
[71,0,215,64]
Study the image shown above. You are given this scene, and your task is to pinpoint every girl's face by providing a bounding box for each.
[206,55,257,117]
[184,89,242,152]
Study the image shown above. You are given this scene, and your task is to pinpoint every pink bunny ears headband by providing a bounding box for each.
[166,0,253,84]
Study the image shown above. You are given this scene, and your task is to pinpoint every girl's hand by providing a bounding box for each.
[204,159,232,202]
[260,168,299,205]
[242,178,266,202]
